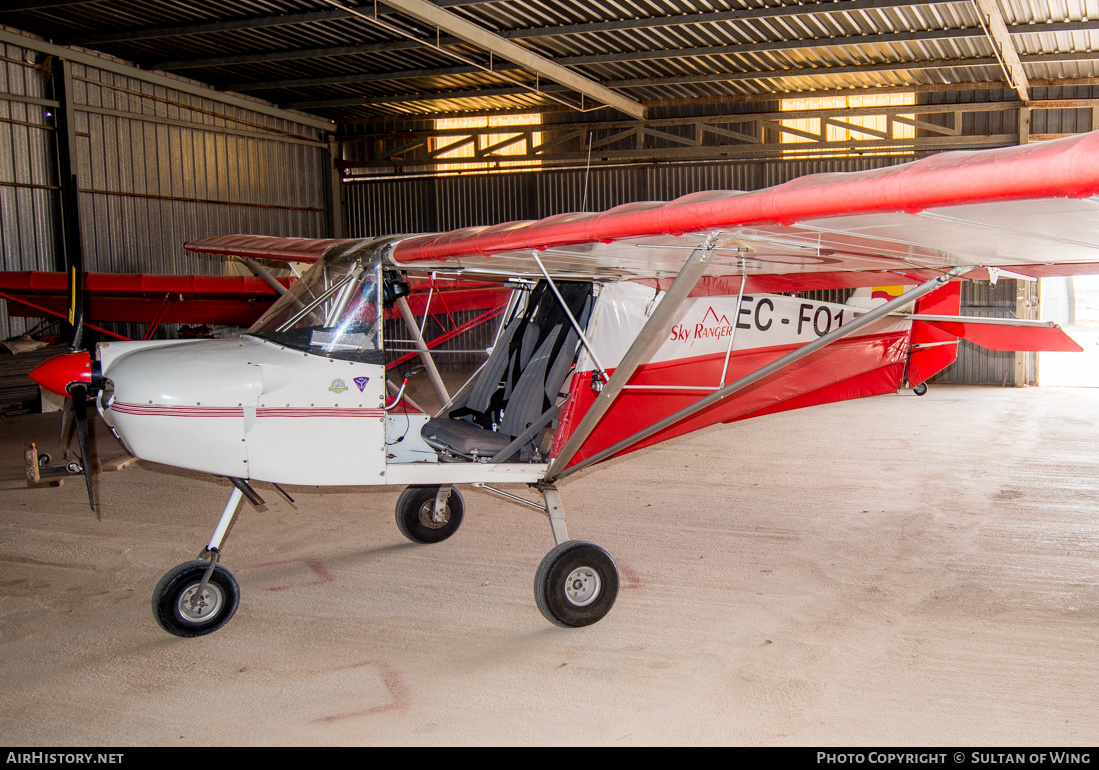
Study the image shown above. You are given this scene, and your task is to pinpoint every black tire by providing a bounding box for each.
[534,540,619,628]
[152,559,240,638]
[395,486,464,544]
[913,382,928,396]
[38,453,51,468]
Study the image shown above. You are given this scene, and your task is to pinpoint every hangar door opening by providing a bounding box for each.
[1039,276,1099,387]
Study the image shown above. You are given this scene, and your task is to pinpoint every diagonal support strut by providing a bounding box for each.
[547,265,973,483]
[547,232,720,478]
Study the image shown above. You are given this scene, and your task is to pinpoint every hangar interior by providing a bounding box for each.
[2,0,1099,384]
[1,0,1099,747]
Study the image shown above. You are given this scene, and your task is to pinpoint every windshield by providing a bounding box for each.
[248,245,383,363]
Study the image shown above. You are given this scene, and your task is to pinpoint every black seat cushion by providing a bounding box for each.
[421,418,512,458]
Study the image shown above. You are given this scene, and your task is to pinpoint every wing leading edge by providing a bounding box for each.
[388,131,1099,283]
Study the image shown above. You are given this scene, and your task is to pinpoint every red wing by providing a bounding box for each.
[390,132,1099,283]
[0,272,509,326]
[0,272,286,325]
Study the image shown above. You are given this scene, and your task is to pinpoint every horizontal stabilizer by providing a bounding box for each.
[914,317,1084,352]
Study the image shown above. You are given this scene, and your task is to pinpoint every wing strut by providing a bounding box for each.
[237,256,288,296]
[532,252,610,380]
[547,264,972,483]
[547,232,720,478]
[395,295,451,405]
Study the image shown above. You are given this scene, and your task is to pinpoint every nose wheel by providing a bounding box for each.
[395,485,464,544]
[152,559,240,637]
[151,480,254,637]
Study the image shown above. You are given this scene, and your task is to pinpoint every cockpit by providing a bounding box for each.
[246,240,388,364]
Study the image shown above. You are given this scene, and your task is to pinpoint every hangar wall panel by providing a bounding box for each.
[0,39,332,341]
[0,41,58,340]
[71,64,330,278]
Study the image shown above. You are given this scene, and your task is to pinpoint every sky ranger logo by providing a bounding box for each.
[669,301,779,348]
[670,306,733,348]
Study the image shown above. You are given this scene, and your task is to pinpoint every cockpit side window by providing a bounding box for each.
[247,251,384,363]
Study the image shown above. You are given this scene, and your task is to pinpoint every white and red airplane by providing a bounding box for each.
[29,131,1099,637]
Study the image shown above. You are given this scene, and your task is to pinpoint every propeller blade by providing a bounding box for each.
[69,383,96,513]
[59,396,73,455]
[68,263,84,351]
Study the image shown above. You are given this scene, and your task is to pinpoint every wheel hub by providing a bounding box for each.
[177,582,224,622]
[563,566,601,607]
[418,501,449,529]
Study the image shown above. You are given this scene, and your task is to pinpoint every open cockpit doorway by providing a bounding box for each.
[1039,276,1099,387]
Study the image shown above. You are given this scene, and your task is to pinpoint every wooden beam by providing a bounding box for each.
[973,0,1030,103]
[325,0,646,119]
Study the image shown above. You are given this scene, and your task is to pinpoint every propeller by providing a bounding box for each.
[29,350,103,512]
[28,245,103,512]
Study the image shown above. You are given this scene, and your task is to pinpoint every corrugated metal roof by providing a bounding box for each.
[3,0,1099,122]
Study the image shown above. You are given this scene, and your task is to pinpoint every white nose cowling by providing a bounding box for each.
[100,339,263,477]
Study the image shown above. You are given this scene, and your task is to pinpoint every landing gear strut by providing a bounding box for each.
[152,480,256,638]
[532,484,619,627]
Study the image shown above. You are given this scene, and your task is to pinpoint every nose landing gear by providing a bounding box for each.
[152,558,239,637]
[152,481,254,638]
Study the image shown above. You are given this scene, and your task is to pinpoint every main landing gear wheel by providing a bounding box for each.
[152,559,240,638]
[395,485,465,544]
[913,382,928,396]
[534,540,619,628]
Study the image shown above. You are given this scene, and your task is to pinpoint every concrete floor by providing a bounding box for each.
[1,384,1097,746]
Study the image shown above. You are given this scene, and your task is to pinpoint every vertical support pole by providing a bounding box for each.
[45,57,84,346]
[1018,106,1031,146]
[1014,279,1034,386]
[326,138,346,239]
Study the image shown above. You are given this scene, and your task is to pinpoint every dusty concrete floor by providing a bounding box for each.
[1,384,1097,746]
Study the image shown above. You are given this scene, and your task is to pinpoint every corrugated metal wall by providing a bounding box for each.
[0,39,332,340]
[0,41,58,339]
[74,66,330,276]
[347,157,907,236]
[930,280,1034,386]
